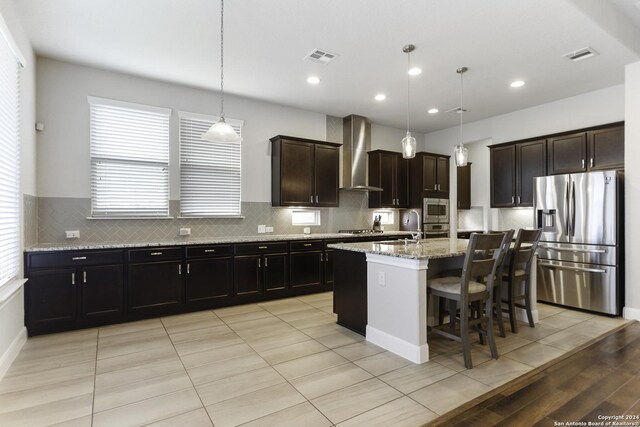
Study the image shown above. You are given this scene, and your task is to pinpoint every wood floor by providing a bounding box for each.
[431,321,640,427]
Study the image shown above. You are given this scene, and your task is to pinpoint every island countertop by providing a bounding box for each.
[328,237,469,260]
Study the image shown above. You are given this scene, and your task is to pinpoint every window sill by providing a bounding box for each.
[177,215,245,219]
[0,278,27,308]
[87,217,174,220]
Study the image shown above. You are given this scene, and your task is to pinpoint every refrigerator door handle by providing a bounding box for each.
[538,245,607,254]
[571,180,576,237]
[539,263,607,274]
[564,181,570,236]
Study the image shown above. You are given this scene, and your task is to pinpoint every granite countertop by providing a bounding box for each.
[25,231,414,253]
[328,238,470,260]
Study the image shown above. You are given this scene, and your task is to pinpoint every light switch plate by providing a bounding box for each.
[378,271,386,286]
[265,226,274,233]
[179,228,191,236]
[65,230,80,239]
[258,225,266,233]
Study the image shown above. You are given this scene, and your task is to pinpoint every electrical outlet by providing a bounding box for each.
[258,225,266,233]
[65,230,80,239]
[378,271,386,286]
[380,225,385,231]
[265,226,274,233]
[179,228,191,236]
[303,227,311,234]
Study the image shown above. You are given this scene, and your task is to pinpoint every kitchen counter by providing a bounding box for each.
[25,231,413,252]
[328,238,469,260]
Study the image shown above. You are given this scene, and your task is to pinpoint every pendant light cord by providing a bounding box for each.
[219,0,225,120]
[459,69,463,146]
[406,51,411,133]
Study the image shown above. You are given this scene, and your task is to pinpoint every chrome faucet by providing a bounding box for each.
[405,210,422,241]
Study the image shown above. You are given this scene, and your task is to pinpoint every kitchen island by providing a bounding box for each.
[329,238,471,364]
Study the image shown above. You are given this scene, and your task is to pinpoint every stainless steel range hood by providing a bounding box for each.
[340,115,383,191]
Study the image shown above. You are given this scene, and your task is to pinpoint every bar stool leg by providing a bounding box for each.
[494,282,506,338]
[508,279,518,333]
[460,303,473,369]
[485,297,499,360]
[524,278,534,327]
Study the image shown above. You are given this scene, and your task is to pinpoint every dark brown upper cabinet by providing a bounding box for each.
[456,163,471,210]
[368,150,409,208]
[547,123,624,175]
[490,140,547,208]
[270,135,340,207]
[409,152,450,208]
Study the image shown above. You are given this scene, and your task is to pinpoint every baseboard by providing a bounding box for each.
[623,306,640,321]
[0,326,27,380]
[366,325,429,364]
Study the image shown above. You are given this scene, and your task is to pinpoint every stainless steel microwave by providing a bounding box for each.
[423,198,449,223]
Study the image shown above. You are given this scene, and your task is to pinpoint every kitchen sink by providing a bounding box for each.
[378,240,414,245]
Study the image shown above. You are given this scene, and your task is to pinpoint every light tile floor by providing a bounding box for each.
[0,293,631,427]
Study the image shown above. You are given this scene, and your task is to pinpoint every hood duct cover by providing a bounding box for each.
[340,115,383,191]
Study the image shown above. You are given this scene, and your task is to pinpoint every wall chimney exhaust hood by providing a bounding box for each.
[340,115,383,191]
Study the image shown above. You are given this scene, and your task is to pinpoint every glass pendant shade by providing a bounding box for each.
[202,117,242,143]
[401,131,417,159]
[454,143,468,167]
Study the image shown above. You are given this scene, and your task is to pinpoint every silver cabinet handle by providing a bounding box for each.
[581,159,585,169]
[437,184,440,191]
[258,258,261,268]
[511,196,515,204]
[304,243,312,247]
[310,195,313,203]
[539,263,606,274]
[590,158,594,168]
[83,271,87,284]
[187,263,190,274]
[259,246,267,249]
[265,257,268,268]
[458,201,460,207]
[178,264,182,275]
[150,252,163,256]
[517,195,521,204]
[71,272,75,285]
[204,249,216,253]
[538,245,606,254]
[315,195,319,203]
[72,256,86,261]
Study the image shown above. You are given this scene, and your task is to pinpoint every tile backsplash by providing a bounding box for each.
[34,191,396,244]
[457,207,484,231]
[498,207,534,230]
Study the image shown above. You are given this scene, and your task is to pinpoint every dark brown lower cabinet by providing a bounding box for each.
[81,264,123,318]
[127,261,183,312]
[234,252,288,297]
[26,268,78,329]
[185,257,233,304]
[290,251,323,290]
[324,249,334,290]
[264,253,288,293]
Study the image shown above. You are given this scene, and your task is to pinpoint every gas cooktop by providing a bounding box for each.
[337,229,384,235]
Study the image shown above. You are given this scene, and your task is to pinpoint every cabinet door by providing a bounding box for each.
[264,253,288,293]
[588,126,624,171]
[457,163,471,209]
[186,257,233,304]
[422,155,438,193]
[81,264,123,318]
[280,140,314,205]
[395,157,410,207]
[490,145,516,207]
[547,133,587,174]
[516,140,546,207]
[290,251,323,290]
[128,262,183,312]
[323,250,334,290]
[379,153,396,207]
[314,145,339,206]
[234,255,262,297]
[26,269,78,328]
[436,156,450,194]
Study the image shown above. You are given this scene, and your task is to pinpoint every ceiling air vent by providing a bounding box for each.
[303,48,338,64]
[563,47,599,62]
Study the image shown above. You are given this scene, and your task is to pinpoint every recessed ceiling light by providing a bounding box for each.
[408,67,422,76]
[374,94,386,101]
[428,108,439,114]
[510,80,525,88]
[307,76,320,85]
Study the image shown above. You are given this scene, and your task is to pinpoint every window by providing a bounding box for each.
[179,111,242,216]
[0,31,21,287]
[89,97,171,218]
[373,210,394,225]
[291,210,321,226]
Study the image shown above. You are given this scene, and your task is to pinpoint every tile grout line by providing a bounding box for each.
[90,330,100,427]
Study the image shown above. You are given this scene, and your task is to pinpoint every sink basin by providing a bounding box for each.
[378,240,413,245]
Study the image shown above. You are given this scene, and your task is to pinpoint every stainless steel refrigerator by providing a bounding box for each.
[533,170,624,315]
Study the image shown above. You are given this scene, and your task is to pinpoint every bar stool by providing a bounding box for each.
[427,232,512,369]
[501,228,542,333]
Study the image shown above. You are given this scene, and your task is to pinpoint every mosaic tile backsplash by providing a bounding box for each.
[36,192,397,244]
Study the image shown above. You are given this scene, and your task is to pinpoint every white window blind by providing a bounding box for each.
[179,112,242,216]
[89,97,171,218]
[0,32,20,287]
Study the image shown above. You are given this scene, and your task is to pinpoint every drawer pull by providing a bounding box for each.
[72,256,87,261]
[178,264,182,275]
[204,249,216,253]
[258,246,268,249]
[150,252,163,256]
[304,243,312,247]
[83,271,87,284]
[71,272,75,285]
[187,264,190,274]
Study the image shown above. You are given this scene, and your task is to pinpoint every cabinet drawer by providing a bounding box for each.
[128,247,182,263]
[185,245,233,259]
[290,240,323,252]
[29,250,124,269]
[235,242,288,255]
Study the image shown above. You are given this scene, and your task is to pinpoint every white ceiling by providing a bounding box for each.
[13,0,640,133]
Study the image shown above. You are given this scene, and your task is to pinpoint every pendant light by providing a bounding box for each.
[202,0,242,143]
[453,67,468,167]
[401,44,417,159]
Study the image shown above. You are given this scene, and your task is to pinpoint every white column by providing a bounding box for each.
[365,254,429,363]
